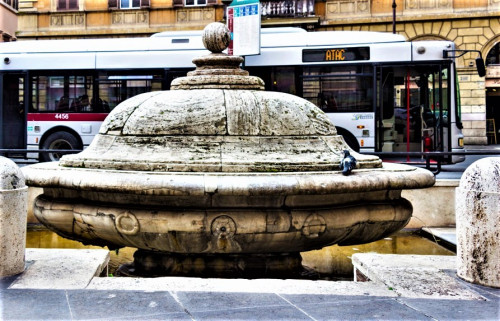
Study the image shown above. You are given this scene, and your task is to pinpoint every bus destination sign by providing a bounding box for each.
[302,47,370,63]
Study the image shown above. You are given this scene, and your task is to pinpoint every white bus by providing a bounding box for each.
[0,28,473,162]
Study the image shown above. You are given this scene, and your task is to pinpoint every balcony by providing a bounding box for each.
[261,0,315,18]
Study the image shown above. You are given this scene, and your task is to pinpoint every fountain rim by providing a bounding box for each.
[22,162,435,195]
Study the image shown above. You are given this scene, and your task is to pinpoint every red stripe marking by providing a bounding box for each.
[27,113,108,122]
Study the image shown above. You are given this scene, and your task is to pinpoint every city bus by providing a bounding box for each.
[0,28,470,162]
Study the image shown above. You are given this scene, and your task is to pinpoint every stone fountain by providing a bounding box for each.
[23,23,434,277]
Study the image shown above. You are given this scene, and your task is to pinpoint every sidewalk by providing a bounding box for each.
[1,250,499,320]
[465,144,500,151]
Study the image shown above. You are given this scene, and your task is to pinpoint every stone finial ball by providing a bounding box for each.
[202,22,231,53]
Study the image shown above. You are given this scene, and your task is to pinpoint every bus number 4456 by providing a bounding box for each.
[55,113,69,120]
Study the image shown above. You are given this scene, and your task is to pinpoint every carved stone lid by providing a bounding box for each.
[59,23,381,172]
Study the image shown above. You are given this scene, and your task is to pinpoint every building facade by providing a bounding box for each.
[14,0,500,144]
[1,0,18,41]
[17,0,224,39]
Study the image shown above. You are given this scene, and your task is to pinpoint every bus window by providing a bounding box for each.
[31,75,94,113]
[247,66,297,95]
[270,67,296,94]
[98,74,164,111]
[302,65,373,113]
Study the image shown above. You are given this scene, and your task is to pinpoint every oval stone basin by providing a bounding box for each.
[24,162,432,253]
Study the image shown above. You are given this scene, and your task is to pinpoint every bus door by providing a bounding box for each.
[377,65,450,160]
[0,73,27,153]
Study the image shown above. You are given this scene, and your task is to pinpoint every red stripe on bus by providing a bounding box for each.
[27,113,108,122]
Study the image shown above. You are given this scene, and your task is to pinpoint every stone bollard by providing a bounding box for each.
[456,157,500,288]
[0,157,28,277]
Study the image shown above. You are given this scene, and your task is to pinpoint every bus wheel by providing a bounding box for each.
[40,132,81,162]
[337,130,360,152]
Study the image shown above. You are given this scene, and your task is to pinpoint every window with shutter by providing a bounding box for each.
[185,0,207,6]
[120,0,142,8]
[173,0,183,7]
[108,0,119,9]
[57,0,78,10]
[3,0,19,10]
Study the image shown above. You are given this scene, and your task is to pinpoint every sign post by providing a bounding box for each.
[227,0,261,56]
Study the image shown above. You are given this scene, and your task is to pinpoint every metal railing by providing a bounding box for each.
[0,149,82,164]
[361,150,500,175]
[261,0,315,18]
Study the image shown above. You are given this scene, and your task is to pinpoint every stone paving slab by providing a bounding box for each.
[282,295,432,321]
[422,227,457,246]
[9,248,109,290]
[397,296,500,321]
[2,288,498,321]
[88,276,397,297]
[352,253,484,300]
